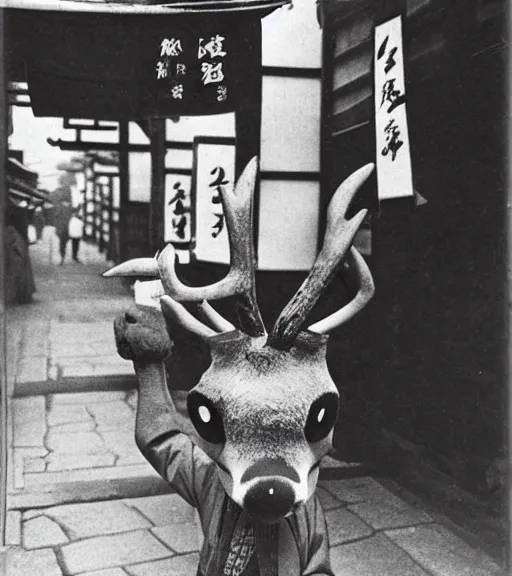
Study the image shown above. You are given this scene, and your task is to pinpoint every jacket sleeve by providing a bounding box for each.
[114,308,217,510]
[301,495,335,576]
[143,429,216,510]
[133,361,217,510]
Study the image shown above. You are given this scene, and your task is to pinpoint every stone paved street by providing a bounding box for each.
[9,391,157,505]
[6,387,506,574]
[5,477,505,575]
[6,228,135,398]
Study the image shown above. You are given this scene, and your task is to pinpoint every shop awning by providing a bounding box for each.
[6,0,290,120]
[7,157,38,188]
[5,0,289,13]
[7,158,51,205]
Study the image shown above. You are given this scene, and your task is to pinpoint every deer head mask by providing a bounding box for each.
[105,157,375,524]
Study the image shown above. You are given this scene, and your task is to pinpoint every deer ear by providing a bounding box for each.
[292,331,329,357]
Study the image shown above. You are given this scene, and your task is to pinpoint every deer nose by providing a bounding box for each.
[244,479,295,523]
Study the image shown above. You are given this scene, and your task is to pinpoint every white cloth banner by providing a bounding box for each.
[374,15,414,201]
[164,173,192,244]
[193,141,234,265]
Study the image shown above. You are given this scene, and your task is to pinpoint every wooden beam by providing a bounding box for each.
[47,139,150,153]
[0,8,8,550]
[260,171,319,181]
[47,138,193,153]
[261,66,321,79]
[118,121,130,262]
[149,118,166,254]
[235,18,262,253]
[318,20,336,246]
[63,118,118,131]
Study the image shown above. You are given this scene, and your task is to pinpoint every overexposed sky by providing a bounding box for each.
[8,107,75,192]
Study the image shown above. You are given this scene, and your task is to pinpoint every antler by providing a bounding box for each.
[103,258,159,278]
[103,157,264,338]
[267,164,375,350]
[130,279,235,333]
[157,156,264,337]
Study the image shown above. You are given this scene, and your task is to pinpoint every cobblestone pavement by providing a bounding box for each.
[7,227,134,398]
[7,389,506,575]
[4,475,505,576]
[9,391,155,506]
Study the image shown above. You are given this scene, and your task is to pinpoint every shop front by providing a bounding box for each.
[318,0,507,545]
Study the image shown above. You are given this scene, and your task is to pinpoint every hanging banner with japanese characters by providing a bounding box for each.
[374,15,414,202]
[193,138,235,265]
[150,29,232,115]
[16,10,263,119]
[165,173,192,245]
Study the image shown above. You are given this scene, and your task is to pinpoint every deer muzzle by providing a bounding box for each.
[244,478,296,524]
[236,457,301,523]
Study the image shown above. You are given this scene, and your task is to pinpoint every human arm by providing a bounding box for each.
[114,307,214,507]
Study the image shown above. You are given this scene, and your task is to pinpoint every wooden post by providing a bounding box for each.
[101,182,108,253]
[234,18,262,253]
[92,169,99,246]
[107,176,114,261]
[149,118,166,255]
[0,7,8,552]
[118,121,130,262]
[318,18,335,246]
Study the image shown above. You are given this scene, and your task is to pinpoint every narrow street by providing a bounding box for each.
[4,228,505,576]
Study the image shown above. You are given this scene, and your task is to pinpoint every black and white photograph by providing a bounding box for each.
[0,0,508,574]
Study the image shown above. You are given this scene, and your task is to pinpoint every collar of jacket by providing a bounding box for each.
[201,495,301,576]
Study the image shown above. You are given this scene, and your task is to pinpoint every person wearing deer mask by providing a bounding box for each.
[108,159,375,576]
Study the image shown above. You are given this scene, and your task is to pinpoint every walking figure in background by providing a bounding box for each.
[53,198,73,265]
[33,205,46,242]
[68,209,84,263]
[106,158,375,576]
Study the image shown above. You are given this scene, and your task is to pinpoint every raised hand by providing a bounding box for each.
[114,306,172,364]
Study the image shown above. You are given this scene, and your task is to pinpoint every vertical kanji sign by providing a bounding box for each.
[164,174,192,245]
[193,139,235,265]
[374,15,414,201]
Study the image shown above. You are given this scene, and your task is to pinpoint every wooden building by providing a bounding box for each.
[317,0,507,546]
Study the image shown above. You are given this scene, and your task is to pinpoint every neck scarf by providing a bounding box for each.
[203,496,279,576]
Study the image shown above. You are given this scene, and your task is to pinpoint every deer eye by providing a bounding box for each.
[304,393,339,443]
[187,391,225,444]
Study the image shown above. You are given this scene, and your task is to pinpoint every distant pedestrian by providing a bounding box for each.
[53,199,73,265]
[68,209,84,263]
[33,206,46,242]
